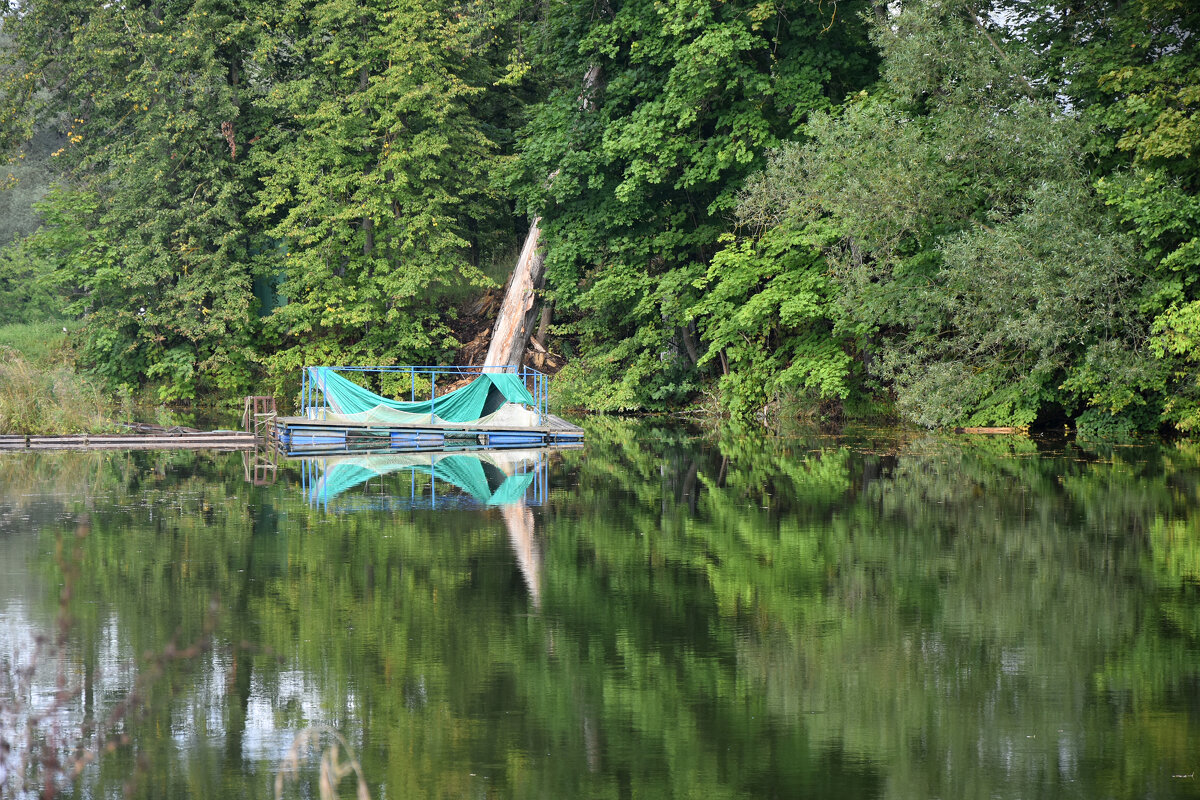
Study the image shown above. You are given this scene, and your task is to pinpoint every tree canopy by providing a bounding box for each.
[732,0,1200,433]
[1,0,1198,433]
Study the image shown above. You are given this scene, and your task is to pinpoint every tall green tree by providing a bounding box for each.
[509,0,876,411]
[736,1,1181,431]
[248,0,526,391]
[1,0,277,400]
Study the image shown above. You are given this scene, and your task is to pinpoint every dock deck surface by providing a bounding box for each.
[272,412,584,455]
[273,413,584,435]
[277,412,585,431]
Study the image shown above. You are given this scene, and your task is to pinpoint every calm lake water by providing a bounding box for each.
[3,419,1200,799]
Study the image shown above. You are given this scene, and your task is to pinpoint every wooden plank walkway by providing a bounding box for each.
[542,414,582,431]
[1,415,581,455]
[0,432,258,451]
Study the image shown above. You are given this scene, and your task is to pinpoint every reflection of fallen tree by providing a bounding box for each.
[502,502,541,608]
[301,451,547,607]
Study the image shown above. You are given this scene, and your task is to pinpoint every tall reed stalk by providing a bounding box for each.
[0,349,118,434]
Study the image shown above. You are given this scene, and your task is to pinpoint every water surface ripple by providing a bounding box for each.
[2,421,1200,799]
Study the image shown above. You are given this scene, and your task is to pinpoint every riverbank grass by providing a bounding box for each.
[0,321,125,434]
[0,319,81,365]
[0,351,120,434]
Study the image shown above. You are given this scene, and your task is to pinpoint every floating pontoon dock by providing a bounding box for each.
[274,415,585,455]
[272,364,583,456]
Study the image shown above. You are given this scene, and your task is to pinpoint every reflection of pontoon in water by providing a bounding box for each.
[299,449,551,512]
[273,366,584,455]
[299,448,550,606]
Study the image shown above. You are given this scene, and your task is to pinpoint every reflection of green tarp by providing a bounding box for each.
[488,470,535,506]
[311,453,534,506]
[309,367,535,424]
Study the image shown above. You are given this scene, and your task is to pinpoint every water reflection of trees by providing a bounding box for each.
[2,431,1200,798]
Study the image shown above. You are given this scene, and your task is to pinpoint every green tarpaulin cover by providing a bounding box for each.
[307,367,536,426]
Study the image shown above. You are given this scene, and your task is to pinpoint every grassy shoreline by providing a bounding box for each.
[0,321,126,434]
[0,350,124,434]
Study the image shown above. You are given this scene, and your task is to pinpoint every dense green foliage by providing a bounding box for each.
[507,0,875,410]
[6,422,1200,797]
[735,0,1200,431]
[1,0,1198,430]
[0,0,527,402]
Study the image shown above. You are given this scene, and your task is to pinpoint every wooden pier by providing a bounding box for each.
[0,432,258,451]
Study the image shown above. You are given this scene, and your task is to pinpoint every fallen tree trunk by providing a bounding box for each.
[483,66,601,372]
[482,221,547,371]
[534,299,553,350]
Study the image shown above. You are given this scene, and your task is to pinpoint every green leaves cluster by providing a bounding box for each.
[509,0,876,411]
[731,0,1200,431]
[0,0,524,402]
[690,226,851,418]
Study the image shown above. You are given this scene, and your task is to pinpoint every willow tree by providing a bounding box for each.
[732,1,1182,431]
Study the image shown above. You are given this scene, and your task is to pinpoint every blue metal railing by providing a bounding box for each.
[300,364,549,423]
